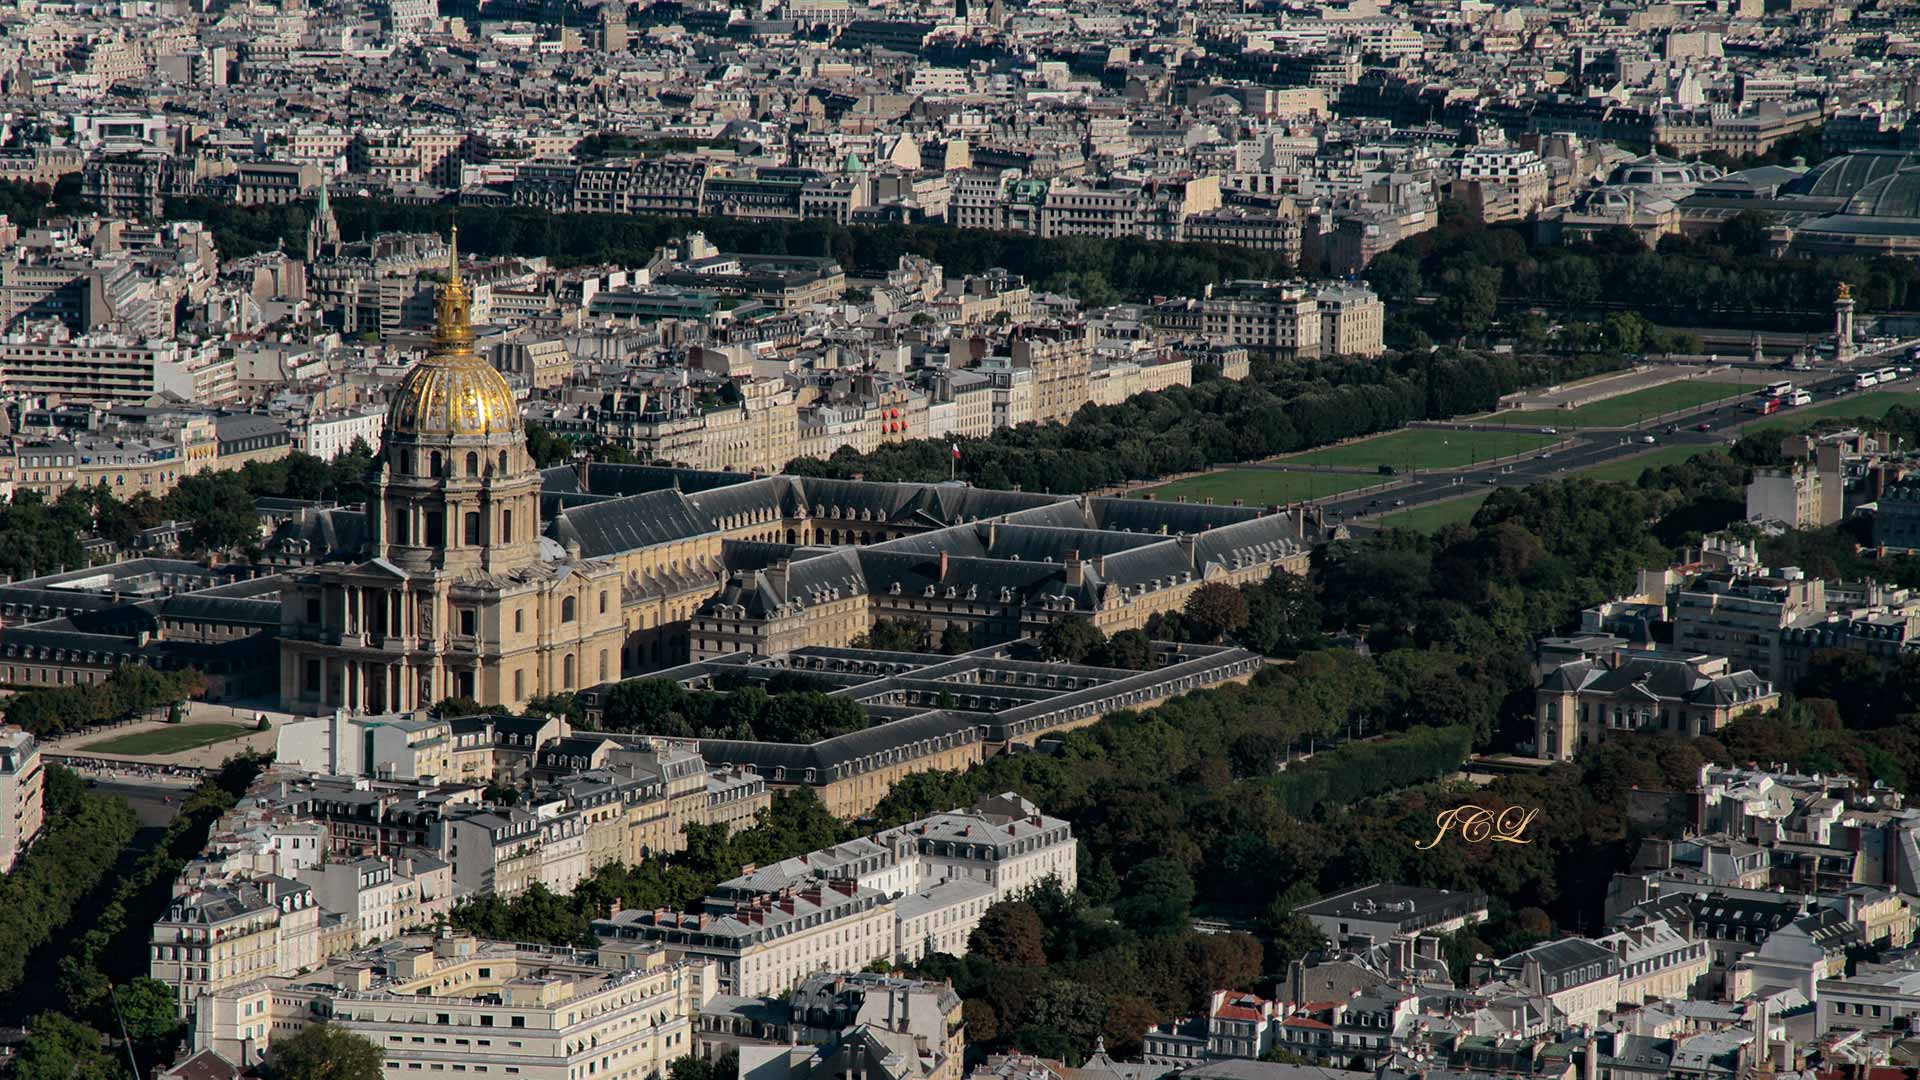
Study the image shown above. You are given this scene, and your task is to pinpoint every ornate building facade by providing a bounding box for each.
[279,232,626,714]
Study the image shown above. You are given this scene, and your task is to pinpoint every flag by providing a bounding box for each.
[951,443,961,460]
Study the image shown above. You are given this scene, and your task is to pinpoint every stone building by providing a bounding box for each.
[279,232,627,714]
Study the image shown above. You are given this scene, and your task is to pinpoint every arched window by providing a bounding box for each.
[598,591,608,614]
[500,509,513,544]
[430,451,443,477]
[425,512,445,547]
[561,597,576,623]
[466,452,479,476]
[499,450,509,473]
[563,654,576,689]
[390,509,410,544]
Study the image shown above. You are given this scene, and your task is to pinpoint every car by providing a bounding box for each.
[1484,477,1497,485]
[1393,499,1406,507]
[1541,451,1553,459]
[1538,426,1558,435]
[1641,435,1656,444]
[1696,422,1713,432]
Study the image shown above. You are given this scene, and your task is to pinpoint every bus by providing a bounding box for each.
[1760,381,1793,399]
[1754,397,1783,416]
[1788,390,1813,407]
[1877,367,1898,384]
[1856,371,1881,390]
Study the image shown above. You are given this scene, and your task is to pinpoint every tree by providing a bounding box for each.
[266,1022,384,1080]
[1113,857,1195,936]
[971,900,1048,967]
[16,1013,113,1080]
[115,976,188,1046]
[1039,618,1106,664]
[1242,572,1321,656]
[940,624,974,655]
[855,619,931,652]
[1095,629,1153,670]
[667,1051,738,1080]
[1183,583,1250,643]
[430,696,483,719]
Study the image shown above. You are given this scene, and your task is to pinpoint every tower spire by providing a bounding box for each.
[432,226,475,357]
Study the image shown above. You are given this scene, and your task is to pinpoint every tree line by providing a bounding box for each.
[4,755,268,1080]
[0,440,375,582]
[4,666,206,739]
[597,677,872,743]
[1368,205,1920,343]
[170,194,1298,307]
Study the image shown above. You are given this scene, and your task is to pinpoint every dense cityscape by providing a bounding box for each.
[6,3,1920,1080]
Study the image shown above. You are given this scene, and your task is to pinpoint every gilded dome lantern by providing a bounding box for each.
[385,226,522,441]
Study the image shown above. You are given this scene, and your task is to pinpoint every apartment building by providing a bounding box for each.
[291,407,386,461]
[1317,283,1387,357]
[1147,280,1385,359]
[190,933,707,1077]
[596,882,896,997]
[296,856,442,949]
[1747,464,1837,528]
[1480,938,1622,1027]
[1453,147,1551,221]
[0,328,232,405]
[596,793,1076,988]
[1671,570,1826,687]
[1599,917,1711,1005]
[1009,326,1094,425]
[873,793,1079,898]
[151,877,324,1013]
[0,727,43,873]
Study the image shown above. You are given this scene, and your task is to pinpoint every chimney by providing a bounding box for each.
[1066,552,1084,587]
[574,455,592,491]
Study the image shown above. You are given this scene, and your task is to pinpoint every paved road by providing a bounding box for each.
[86,778,189,828]
[1318,356,1916,531]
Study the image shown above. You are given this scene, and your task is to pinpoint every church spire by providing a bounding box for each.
[431,225,476,358]
[306,170,339,262]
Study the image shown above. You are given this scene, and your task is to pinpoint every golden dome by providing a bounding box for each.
[385,227,522,439]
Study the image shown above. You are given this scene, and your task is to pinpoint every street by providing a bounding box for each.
[1314,350,1918,531]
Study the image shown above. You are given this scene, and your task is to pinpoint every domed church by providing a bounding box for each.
[278,231,627,714]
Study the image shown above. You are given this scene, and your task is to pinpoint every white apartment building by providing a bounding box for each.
[1599,917,1711,1005]
[151,876,323,1014]
[0,726,43,873]
[874,793,1079,896]
[297,857,444,949]
[189,933,708,1077]
[292,407,386,461]
[595,794,1076,989]
[0,328,232,405]
[596,882,897,997]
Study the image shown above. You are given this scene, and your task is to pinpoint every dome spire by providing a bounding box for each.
[432,226,475,357]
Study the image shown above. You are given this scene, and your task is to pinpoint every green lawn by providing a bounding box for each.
[1283,428,1558,471]
[1576,445,1714,484]
[1368,491,1494,532]
[80,722,255,756]
[1512,381,1745,427]
[1140,468,1381,506]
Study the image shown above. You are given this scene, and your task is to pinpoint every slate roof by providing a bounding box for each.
[549,489,715,557]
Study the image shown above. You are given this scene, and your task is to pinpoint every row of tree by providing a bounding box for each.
[0,440,376,582]
[0,768,137,997]
[597,678,872,742]
[1369,206,1920,341]
[3,666,207,739]
[174,194,1299,307]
